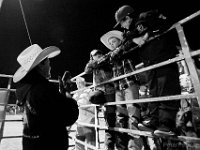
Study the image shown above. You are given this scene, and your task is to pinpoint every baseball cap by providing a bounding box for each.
[114,5,134,28]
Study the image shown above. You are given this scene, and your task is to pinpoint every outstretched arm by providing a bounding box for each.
[84,60,98,74]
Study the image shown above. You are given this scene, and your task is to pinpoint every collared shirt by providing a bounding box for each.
[112,58,137,90]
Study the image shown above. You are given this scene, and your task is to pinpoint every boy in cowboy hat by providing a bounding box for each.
[13,44,79,150]
[100,30,144,150]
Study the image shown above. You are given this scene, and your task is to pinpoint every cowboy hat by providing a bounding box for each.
[13,44,61,83]
[100,30,123,50]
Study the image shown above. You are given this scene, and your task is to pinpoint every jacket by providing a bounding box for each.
[15,70,79,150]
[124,9,180,80]
[84,59,115,95]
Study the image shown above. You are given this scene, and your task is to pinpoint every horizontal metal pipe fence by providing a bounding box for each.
[71,49,200,95]
[72,10,200,149]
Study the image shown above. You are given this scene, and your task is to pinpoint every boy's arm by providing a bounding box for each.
[84,60,98,74]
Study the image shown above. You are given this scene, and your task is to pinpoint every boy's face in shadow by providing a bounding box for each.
[37,58,51,79]
[92,53,103,61]
[108,37,121,50]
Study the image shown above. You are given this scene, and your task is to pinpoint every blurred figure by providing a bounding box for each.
[73,77,96,150]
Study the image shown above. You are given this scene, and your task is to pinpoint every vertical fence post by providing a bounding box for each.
[94,105,100,149]
[0,77,12,143]
[175,24,200,106]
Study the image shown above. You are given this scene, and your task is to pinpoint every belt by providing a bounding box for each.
[23,134,39,139]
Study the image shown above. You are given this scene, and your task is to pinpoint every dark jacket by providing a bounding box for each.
[84,59,115,94]
[124,10,180,79]
[15,70,79,150]
[135,10,180,78]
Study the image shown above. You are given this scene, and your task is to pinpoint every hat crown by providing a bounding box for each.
[17,44,43,71]
[115,5,134,23]
[100,30,123,50]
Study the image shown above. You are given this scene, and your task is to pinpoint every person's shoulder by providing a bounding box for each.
[32,80,57,93]
[139,9,164,20]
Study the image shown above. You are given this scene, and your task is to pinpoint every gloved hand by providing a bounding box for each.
[58,71,73,97]
[58,75,65,94]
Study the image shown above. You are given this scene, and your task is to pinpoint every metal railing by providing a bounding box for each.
[71,10,200,149]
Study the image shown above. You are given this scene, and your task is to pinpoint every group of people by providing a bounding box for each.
[83,4,183,150]
[12,4,199,150]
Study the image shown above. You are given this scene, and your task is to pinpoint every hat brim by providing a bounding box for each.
[100,30,123,50]
[13,46,61,83]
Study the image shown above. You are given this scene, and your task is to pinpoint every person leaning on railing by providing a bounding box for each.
[100,30,144,150]
[84,49,116,150]
[114,5,181,136]
[13,44,79,150]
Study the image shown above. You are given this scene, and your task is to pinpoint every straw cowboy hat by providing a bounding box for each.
[100,30,123,50]
[13,44,61,83]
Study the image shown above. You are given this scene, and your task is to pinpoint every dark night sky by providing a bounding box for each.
[0,0,199,83]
